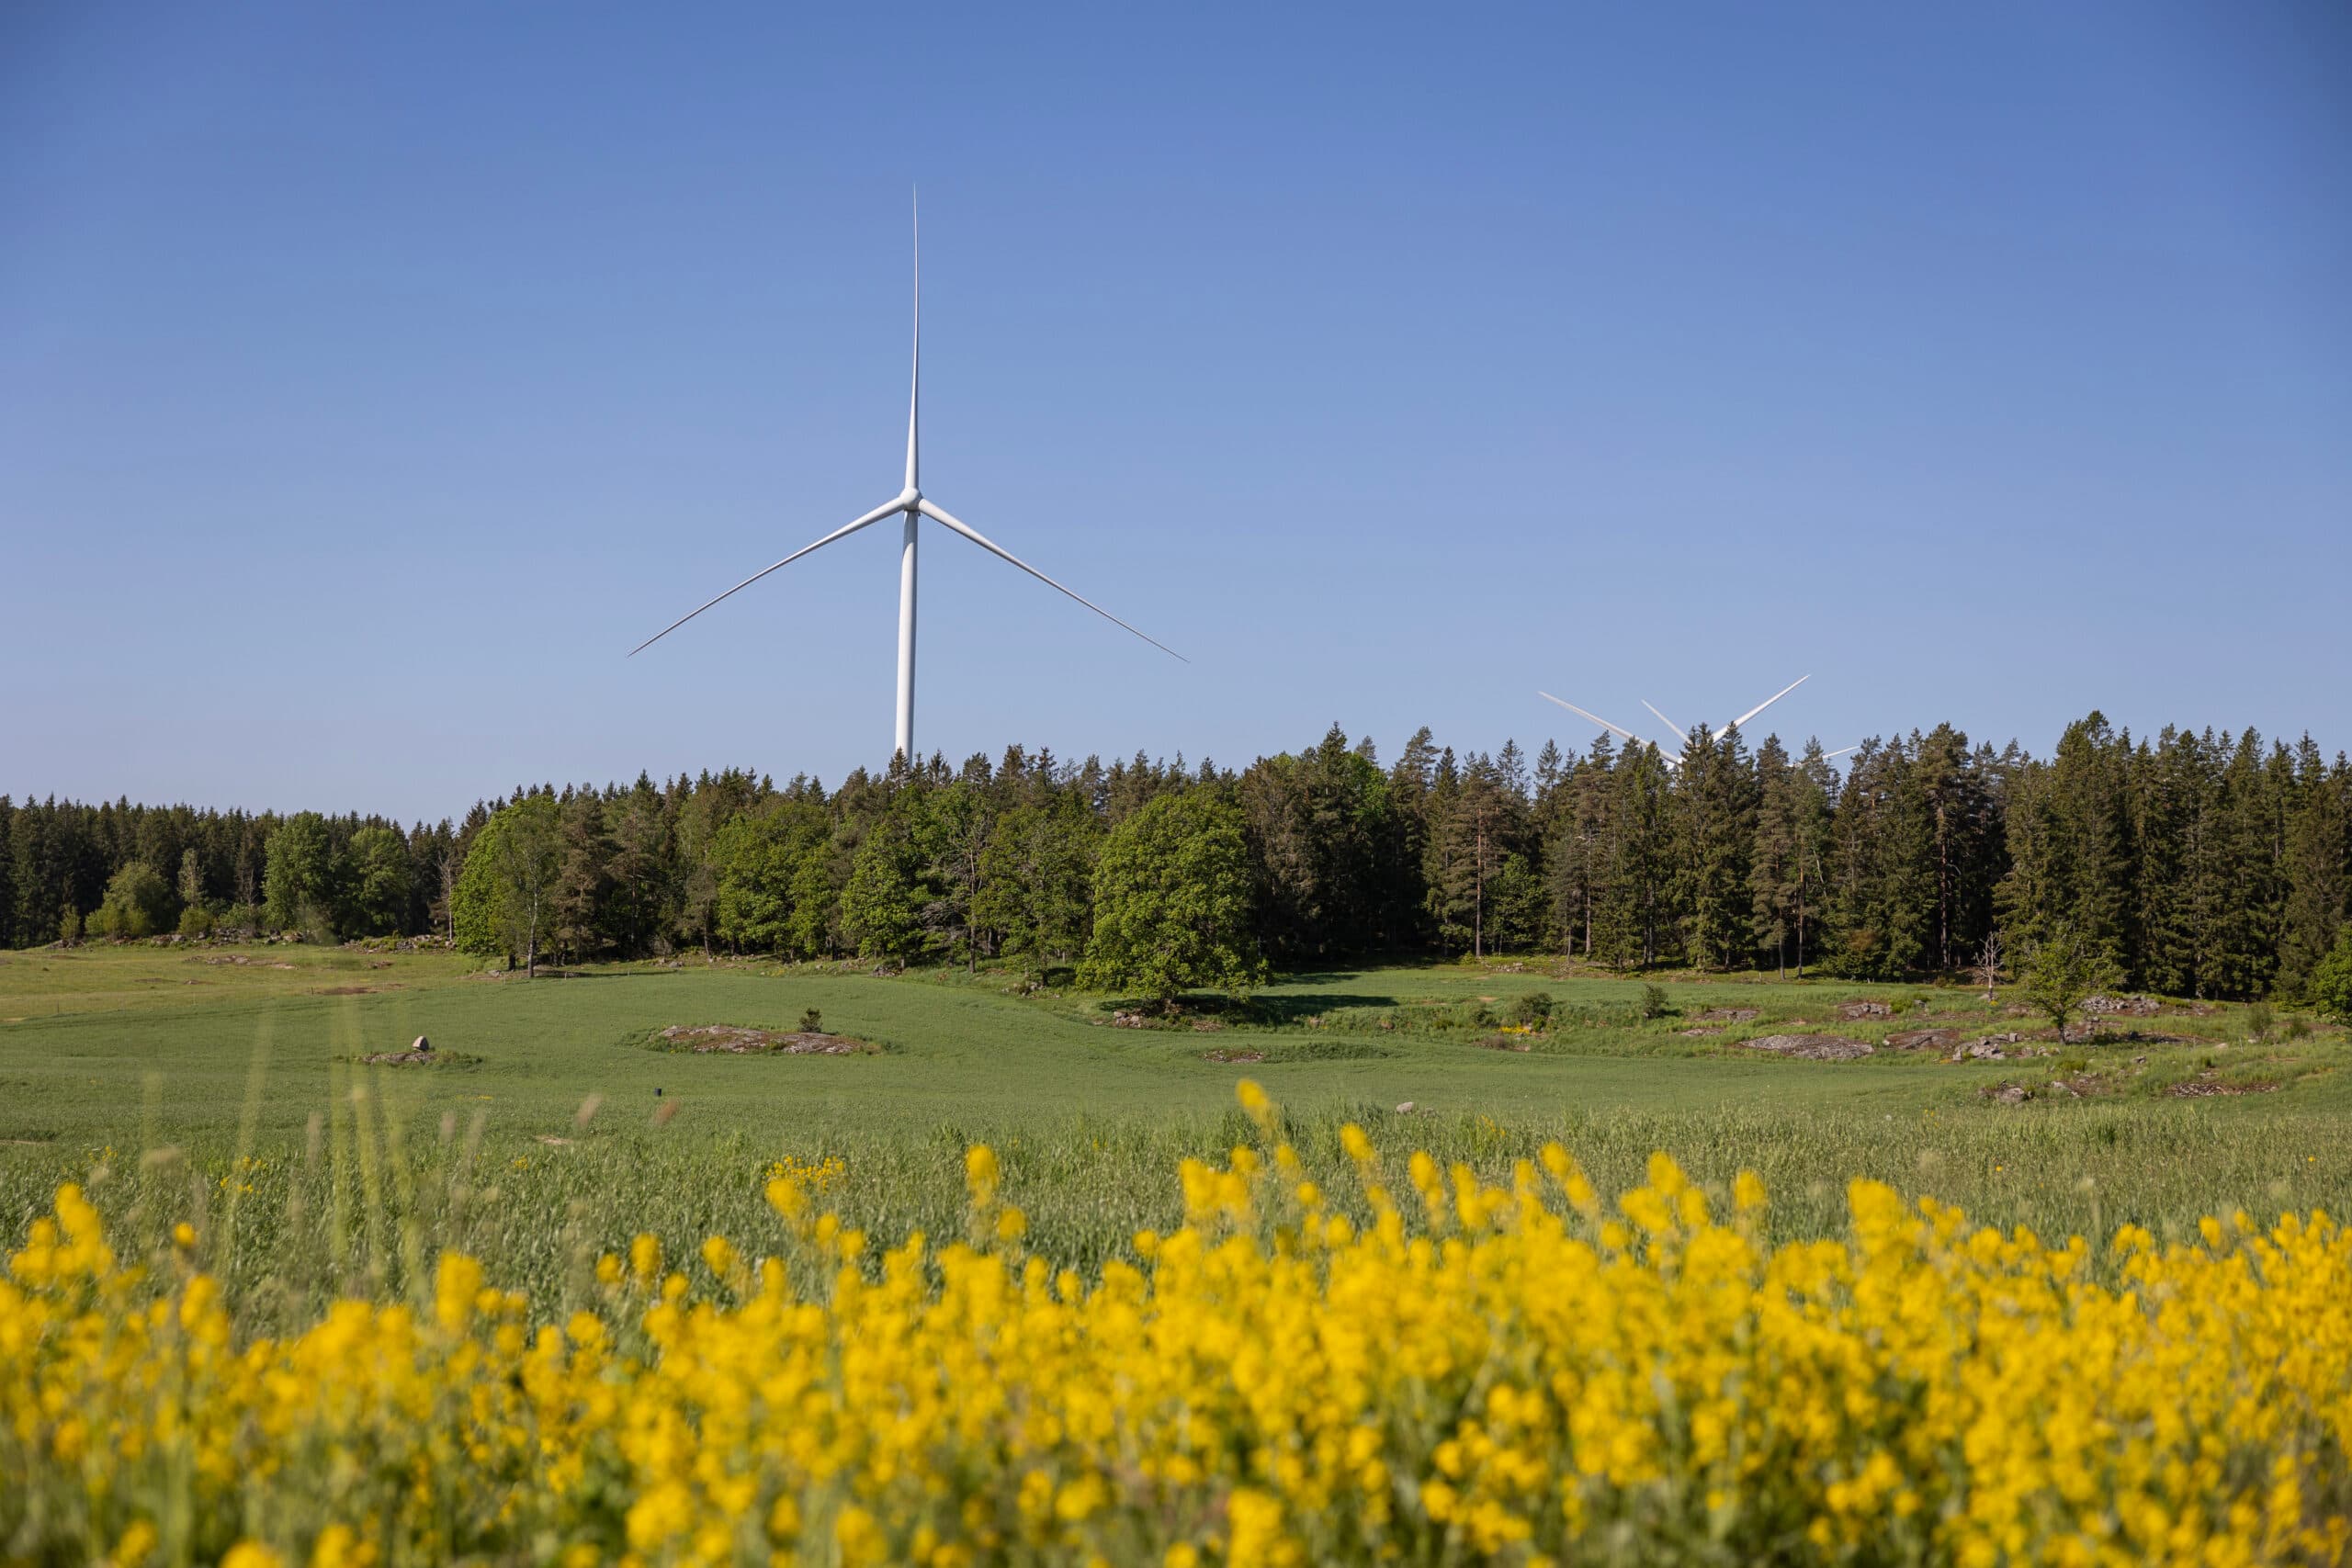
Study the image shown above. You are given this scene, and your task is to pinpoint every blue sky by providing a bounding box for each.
[4,3,2346,821]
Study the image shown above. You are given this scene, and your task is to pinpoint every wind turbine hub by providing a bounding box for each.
[897,487,922,510]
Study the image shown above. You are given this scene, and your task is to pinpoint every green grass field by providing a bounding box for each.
[4,941,2348,1322]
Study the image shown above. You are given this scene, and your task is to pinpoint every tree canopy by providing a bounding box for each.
[1079,792,1264,1004]
[6,715,2348,1005]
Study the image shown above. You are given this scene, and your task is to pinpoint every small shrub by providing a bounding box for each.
[797,1008,824,1034]
[1506,991,1555,1029]
[177,904,217,939]
[2247,1002,2274,1042]
[2312,929,2352,1027]
[2054,1054,2090,1075]
[1639,984,1670,1021]
[2285,1013,2312,1041]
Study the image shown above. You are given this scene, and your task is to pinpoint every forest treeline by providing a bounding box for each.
[5,711,2349,1000]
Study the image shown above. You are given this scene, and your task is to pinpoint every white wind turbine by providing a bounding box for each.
[1539,676,1851,768]
[630,197,1183,761]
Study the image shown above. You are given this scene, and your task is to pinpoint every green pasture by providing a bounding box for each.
[2,942,2347,1321]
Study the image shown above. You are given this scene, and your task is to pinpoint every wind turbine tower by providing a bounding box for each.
[632,196,1183,760]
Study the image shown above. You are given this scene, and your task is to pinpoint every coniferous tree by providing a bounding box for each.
[1789,739,1838,976]
[1547,736,1616,959]
[1750,736,1799,976]
[548,795,620,963]
[2277,738,2351,998]
[0,801,15,949]
[1678,726,1757,971]
[1607,745,1679,971]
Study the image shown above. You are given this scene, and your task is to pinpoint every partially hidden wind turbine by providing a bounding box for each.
[1538,676,1853,767]
[630,197,1184,761]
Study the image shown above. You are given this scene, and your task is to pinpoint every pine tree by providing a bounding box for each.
[1679,726,1757,970]
[1750,736,1798,976]
[2277,737,2351,998]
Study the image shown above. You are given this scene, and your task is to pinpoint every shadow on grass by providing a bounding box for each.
[1090,992,1405,1028]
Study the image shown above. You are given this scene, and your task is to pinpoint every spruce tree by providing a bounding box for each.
[1750,736,1798,976]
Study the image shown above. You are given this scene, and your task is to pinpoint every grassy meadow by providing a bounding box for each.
[3,938,2346,1317]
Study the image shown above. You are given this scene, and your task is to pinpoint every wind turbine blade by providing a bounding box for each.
[1821,745,1859,761]
[1536,692,1640,745]
[1640,699,1686,739]
[916,498,1186,662]
[905,187,920,491]
[628,498,908,656]
[1727,673,1809,733]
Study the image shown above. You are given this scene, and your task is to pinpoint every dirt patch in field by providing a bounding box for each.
[2168,1075,2280,1099]
[1677,1026,1724,1038]
[314,986,389,997]
[1476,1033,1533,1053]
[356,1048,479,1067]
[193,954,297,969]
[656,1024,877,1056]
[1886,1027,1962,1053]
[1836,1001,1893,1021]
[1203,1048,1266,1064]
[1696,1008,1758,1023]
[1744,1033,1873,1062]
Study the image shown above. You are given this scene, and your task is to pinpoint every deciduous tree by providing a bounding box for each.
[1080,792,1263,1005]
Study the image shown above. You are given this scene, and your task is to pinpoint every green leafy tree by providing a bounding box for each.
[916,780,994,972]
[262,812,339,937]
[2018,924,2123,1043]
[452,796,563,976]
[713,806,823,956]
[175,848,216,936]
[2310,927,2352,1028]
[977,798,1101,980]
[842,804,926,964]
[89,862,174,940]
[344,825,412,938]
[787,826,854,960]
[175,847,205,913]
[1080,792,1264,1006]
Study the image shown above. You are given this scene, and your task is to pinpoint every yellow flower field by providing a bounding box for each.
[6,1082,2350,1566]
